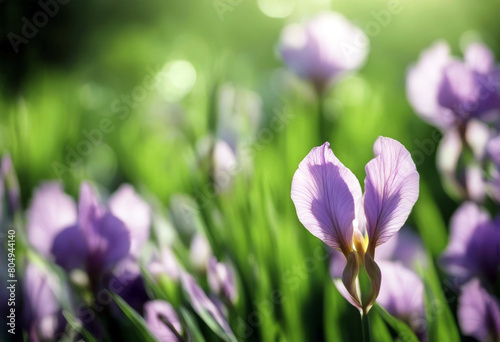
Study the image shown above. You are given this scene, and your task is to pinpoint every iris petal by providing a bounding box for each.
[458,279,500,341]
[109,184,151,258]
[291,142,362,255]
[364,137,419,254]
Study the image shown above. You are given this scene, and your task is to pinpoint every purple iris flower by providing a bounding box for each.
[23,263,67,341]
[144,300,183,342]
[207,257,238,305]
[278,12,369,94]
[51,182,130,277]
[458,279,500,341]
[407,41,500,129]
[28,181,151,283]
[291,137,419,313]
[440,202,500,286]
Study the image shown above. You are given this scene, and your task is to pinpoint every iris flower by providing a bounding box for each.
[407,41,500,130]
[291,137,419,314]
[440,202,500,286]
[28,182,150,285]
[278,12,369,94]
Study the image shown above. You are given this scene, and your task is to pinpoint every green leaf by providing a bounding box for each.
[369,308,392,342]
[414,181,448,258]
[186,298,237,342]
[107,291,157,342]
[422,263,460,342]
[179,307,207,342]
[62,311,98,342]
[374,304,419,342]
[324,280,344,342]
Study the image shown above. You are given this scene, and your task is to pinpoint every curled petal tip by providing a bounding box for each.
[341,252,362,310]
[363,253,382,314]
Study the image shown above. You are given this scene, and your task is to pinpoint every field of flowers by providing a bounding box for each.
[1,0,500,341]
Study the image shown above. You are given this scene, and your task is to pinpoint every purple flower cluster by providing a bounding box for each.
[439,202,500,341]
[407,40,500,341]
[15,175,239,341]
[407,40,500,203]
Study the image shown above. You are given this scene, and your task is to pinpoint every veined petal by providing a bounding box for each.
[458,279,500,341]
[291,142,362,255]
[364,137,419,254]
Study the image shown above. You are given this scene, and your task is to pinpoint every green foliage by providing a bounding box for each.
[108,292,157,342]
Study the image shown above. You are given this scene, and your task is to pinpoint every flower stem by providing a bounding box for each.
[361,312,371,342]
[317,91,328,143]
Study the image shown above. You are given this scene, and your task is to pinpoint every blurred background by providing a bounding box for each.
[2,0,500,207]
[1,0,500,340]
